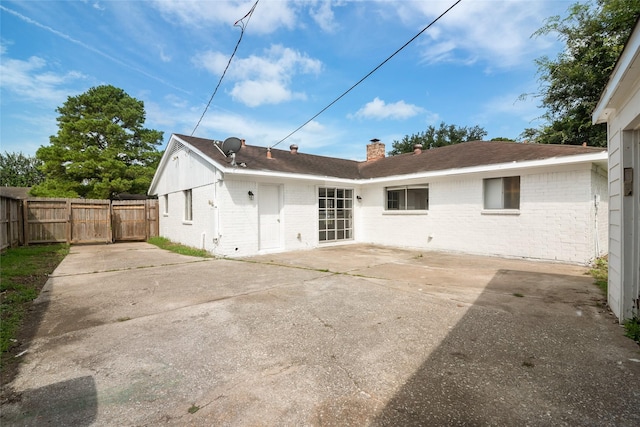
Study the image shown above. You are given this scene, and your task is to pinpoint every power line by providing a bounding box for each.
[191,0,260,136]
[271,0,463,149]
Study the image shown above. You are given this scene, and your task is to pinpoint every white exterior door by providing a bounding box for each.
[259,184,281,251]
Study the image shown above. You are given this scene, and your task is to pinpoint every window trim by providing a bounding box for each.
[183,189,193,222]
[385,185,429,211]
[483,176,520,211]
[318,187,354,243]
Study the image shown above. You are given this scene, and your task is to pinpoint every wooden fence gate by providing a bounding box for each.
[18,198,158,245]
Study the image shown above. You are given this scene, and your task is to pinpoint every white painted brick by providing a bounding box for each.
[157,161,607,264]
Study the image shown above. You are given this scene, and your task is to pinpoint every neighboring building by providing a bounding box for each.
[149,134,607,265]
[593,18,640,322]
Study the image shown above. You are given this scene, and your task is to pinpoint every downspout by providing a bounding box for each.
[594,194,600,259]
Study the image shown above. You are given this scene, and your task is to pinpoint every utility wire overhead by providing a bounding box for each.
[271,0,463,149]
[191,0,260,136]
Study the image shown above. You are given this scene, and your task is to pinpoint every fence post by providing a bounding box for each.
[18,199,24,246]
[22,199,30,246]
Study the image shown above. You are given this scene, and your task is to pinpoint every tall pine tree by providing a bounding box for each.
[32,85,163,199]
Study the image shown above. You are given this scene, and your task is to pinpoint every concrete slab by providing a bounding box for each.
[1,243,639,426]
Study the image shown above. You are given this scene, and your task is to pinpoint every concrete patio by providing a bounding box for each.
[1,243,639,426]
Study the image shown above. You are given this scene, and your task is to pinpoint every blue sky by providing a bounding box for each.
[1,0,574,161]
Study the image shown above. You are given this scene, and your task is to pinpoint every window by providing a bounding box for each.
[184,189,192,221]
[319,187,353,242]
[163,194,168,215]
[483,176,520,210]
[386,185,429,210]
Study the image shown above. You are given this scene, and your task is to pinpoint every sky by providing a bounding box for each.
[0,0,576,161]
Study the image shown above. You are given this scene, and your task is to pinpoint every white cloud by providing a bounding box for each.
[158,46,172,63]
[193,44,322,107]
[230,80,307,107]
[352,97,424,120]
[152,0,297,35]
[309,0,340,33]
[145,94,337,153]
[386,0,560,68]
[0,54,86,103]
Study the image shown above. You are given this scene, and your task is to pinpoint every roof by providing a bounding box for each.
[358,140,605,178]
[174,134,606,180]
[0,187,31,199]
[178,134,361,179]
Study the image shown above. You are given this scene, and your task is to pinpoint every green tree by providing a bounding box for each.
[0,152,44,187]
[389,122,487,155]
[31,85,163,199]
[518,128,541,143]
[531,0,640,147]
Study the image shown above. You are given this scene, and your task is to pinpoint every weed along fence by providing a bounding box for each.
[0,197,158,248]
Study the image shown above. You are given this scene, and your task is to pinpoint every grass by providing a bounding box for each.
[588,256,639,345]
[147,236,212,258]
[589,256,608,294]
[0,244,69,356]
[624,317,640,344]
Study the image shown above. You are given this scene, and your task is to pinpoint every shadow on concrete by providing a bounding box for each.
[372,269,640,426]
[1,375,97,426]
[1,280,52,394]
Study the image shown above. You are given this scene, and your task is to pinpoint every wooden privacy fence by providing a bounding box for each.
[0,196,23,250]
[0,197,158,248]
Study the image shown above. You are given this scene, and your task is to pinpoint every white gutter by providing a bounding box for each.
[362,151,608,185]
[150,135,607,191]
[222,151,607,185]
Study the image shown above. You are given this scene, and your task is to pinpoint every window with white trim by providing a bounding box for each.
[483,176,520,210]
[385,185,429,210]
[184,189,193,221]
[319,187,353,242]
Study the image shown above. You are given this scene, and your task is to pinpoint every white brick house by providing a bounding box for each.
[593,17,640,321]
[148,134,607,264]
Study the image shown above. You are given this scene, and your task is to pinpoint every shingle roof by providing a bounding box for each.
[177,134,361,179]
[174,134,606,180]
[358,140,605,178]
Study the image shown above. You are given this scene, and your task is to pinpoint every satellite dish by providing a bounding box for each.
[221,137,242,156]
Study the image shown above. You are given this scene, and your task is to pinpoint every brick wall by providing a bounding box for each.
[157,158,605,264]
[358,163,606,264]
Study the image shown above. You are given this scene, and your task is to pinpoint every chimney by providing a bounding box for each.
[241,139,246,146]
[366,138,385,162]
[290,144,299,154]
[413,144,423,154]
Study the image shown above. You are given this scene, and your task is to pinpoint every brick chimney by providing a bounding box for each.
[366,139,385,162]
[290,144,299,154]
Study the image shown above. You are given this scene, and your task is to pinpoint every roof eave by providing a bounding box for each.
[148,134,229,195]
[363,151,608,184]
[593,17,640,124]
